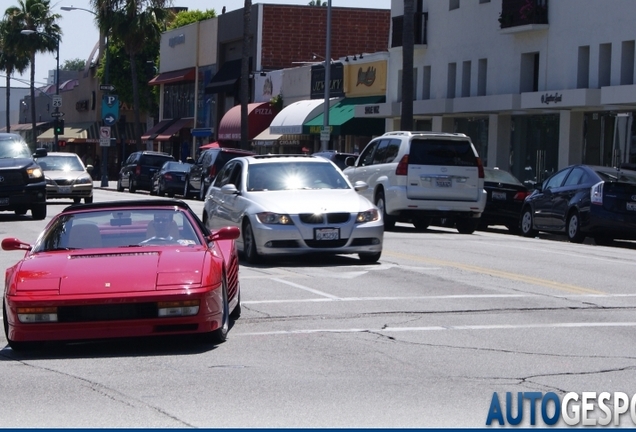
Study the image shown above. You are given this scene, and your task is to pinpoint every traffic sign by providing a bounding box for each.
[103,114,116,126]
[100,126,111,139]
[51,111,65,118]
[100,84,115,92]
[52,95,62,108]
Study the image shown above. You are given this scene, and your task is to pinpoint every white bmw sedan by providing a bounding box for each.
[202,154,384,264]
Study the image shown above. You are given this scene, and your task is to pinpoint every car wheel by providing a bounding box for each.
[117,179,124,192]
[84,196,93,204]
[375,189,395,231]
[359,251,381,263]
[243,219,261,264]
[456,218,477,234]
[505,223,520,234]
[412,218,431,231]
[73,198,81,204]
[566,210,585,243]
[3,301,37,352]
[520,207,537,237]
[129,181,136,194]
[14,207,27,216]
[199,184,205,201]
[183,180,191,199]
[167,191,175,198]
[31,204,46,220]
[201,275,229,344]
[230,289,241,320]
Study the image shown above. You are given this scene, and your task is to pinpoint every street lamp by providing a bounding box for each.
[21,29,60,152]
[62,5,110,187]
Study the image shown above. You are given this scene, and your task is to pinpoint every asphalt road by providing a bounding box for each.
[1,186,636,427]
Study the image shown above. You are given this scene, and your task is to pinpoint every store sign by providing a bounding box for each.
[541,92,563,105]
[310,63,344,99]
[169,33,185,47]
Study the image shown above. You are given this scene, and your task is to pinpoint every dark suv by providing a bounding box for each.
[117,151,175,193]
[184,147,255,200]
[313,150,358,170]
[0,133,47,219]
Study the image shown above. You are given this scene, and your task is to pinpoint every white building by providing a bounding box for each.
[357,0,636,184]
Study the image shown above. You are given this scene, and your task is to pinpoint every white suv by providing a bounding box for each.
[343,131,486,234]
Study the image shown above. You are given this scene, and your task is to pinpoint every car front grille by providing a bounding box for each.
[0,171,26,187]
[54,179,73,186]
[304,239,348,248]
[299,213,351,224]
[57,303,158,322]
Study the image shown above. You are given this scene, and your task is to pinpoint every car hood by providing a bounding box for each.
[15,248,207,295]
[246,189,375,213]
[0,157,35,169]
[44,170,91,181]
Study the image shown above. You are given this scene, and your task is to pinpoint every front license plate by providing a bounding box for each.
[315,228,339,241]
[58,186,71,194]
[492,191,507,200]
[627,202,636,211]
[0,197,9,206]
[436,178,452,187]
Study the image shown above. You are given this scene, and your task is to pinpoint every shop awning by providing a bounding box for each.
[269,99,339,135]
[36,122,99,142]
[0,122,47,132]
[148,67,196,86]
[156,118,194,141]
[218,102,277,141]
[200,141,220,150]
[251,129,282,146]
[141,119,174,141]
[205,59,242,94]
[303,96,386,136]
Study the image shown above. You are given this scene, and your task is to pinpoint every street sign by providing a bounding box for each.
[103,113,116,126]
[320,127,331,142]
[52,95,62,108]
[100,84,116,91]
[102,94,119,124]
[51,111,65,118]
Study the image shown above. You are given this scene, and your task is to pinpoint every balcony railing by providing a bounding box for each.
[499,0,548,29]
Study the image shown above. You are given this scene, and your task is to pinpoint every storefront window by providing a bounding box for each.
[510,114,559,187]
[163,82,196,119]
[454,117,489,166]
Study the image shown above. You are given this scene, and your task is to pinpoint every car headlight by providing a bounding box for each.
[356,208,380,223]
[27,167,43,179]
[255,212,294,225]
[75,176,93,185]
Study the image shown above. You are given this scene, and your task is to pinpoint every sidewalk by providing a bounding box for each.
[93,180,118,191]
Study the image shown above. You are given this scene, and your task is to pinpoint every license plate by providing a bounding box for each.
[435,178,452,187]
[0,198,8,206]
[58,186,71,194]
[627,202,636,211]
[492,191,507,200]
[315,228,339,240]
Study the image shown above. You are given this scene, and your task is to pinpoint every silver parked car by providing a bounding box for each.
[34,149,93,204]
[202,154,384,264]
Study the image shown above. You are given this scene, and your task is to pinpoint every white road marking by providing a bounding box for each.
[271,278,341,300]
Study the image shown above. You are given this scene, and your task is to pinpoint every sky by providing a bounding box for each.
[0,0,392,87]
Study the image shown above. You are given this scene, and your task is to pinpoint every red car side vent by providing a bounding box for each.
[396,155,409,176]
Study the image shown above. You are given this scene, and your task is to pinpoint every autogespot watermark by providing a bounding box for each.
[486,392,636,426]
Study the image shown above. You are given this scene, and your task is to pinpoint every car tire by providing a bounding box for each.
[201,274,229,344]
[230,289,241,320]
[84,196,93,204]
[3,301,37,352]
[167,191,175,198]
[520,207,537,237]
[73,198,81,204]
[505,223,520,234]
[412,218,431,231]
[31,204,46,220]
[129,181,136,194]
[183,180,191,199]
[359,251,381,263]
[116,179,124,192]
[456,218,477,234]
[566,210,585,243]
[199,184,205,201]
[375,189,395,231]
[243,219,261,264]
[14,207,27,216]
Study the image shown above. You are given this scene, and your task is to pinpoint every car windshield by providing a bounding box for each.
[32,209,201,252]
[247,161,350,191]
[164,162,190,172]
[35,155,84,171]
[0,137,32,159]
[484,168,523,185]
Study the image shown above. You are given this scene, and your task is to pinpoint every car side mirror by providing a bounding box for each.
[221,184,239,195]
[208,226,240,241]
[353,181,369,192]
[345,156,356,167]
[1,238,32,251]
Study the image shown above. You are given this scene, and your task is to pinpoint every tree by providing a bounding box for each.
[167,9,216,30]
[62,58,85,71]
[0,17,29,133]
[5,0,61,148]
[400,0,414,131]
[308,0,327,5]
[90,0,170,151]
[240,0,252,150]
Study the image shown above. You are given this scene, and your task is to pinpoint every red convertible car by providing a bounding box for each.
[2,199,241,351]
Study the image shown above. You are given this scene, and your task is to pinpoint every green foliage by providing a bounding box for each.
[167,9,216,30]
[308,0,327,5]
[62,58,86,71]
[270,94,283,111]
[0,18,30,76]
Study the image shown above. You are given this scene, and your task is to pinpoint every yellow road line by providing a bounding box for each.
[384,250,605,295]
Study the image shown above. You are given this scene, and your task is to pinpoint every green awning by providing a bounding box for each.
[303,96,386,136]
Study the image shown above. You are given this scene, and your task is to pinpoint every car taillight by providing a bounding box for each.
[513,191,530,201]
[591,181,604,205]
[135,164,141,176]
[476,157,484,178]
[395,155,408,176]
[208,165,217,178]
[164,173,173,181]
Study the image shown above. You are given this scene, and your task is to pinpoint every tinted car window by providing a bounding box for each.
[484,168,523,185]
[408,139,477,166]
[384,139,401,164]
[144,155,174,167]
[544,168,570,190]
[563,167,588,186]
[372,139,389,165]
[0,136,31,158]
[358,141,379,166]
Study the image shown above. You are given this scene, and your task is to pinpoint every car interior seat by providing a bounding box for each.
[68,223,102,249]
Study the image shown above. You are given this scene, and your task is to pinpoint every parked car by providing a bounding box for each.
[343,131,486,233]
[150,161,191,197]
[0,133,47,219]
[1,199,241,351]
[480,167,530,232]
[34,149,94,204]
[202,154,383,264]
[520,164,636,244]
[313,150,358,170]
[184,147,255,200]
[117,151,175,193]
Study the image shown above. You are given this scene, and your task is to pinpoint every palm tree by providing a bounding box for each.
[0,18,30,133]
[400,0,414,131]
[308,0,327,5]
[4,0,61,148]
[240,0,252,150]
[91,0,169,150]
